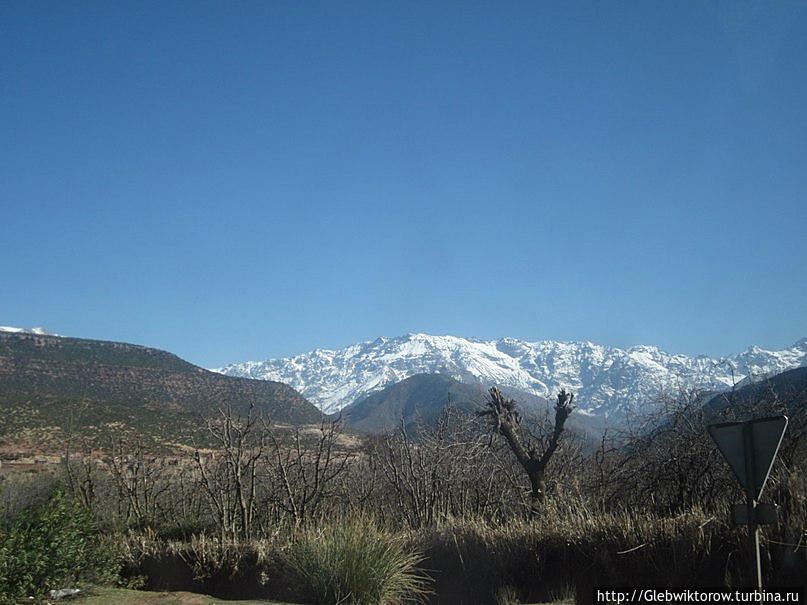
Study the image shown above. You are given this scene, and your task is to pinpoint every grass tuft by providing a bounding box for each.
[285,516,431,605]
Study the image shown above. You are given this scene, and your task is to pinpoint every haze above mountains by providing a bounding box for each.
[216,333,807,419]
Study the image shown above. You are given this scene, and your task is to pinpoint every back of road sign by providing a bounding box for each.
[707,416,788,500]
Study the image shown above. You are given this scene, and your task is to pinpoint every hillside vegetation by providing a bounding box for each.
[0,333,322,452]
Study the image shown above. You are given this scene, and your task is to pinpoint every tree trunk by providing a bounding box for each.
[528,468,546,518]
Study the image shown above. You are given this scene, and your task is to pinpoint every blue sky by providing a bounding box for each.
[2,1,806,367]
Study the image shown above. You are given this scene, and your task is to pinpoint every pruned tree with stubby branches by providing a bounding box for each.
[479,387,575,517]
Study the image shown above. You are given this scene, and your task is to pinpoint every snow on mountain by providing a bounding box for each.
[213,334,807,417]
[0,326,59,336]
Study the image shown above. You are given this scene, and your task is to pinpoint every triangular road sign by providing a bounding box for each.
[707,416,788,500]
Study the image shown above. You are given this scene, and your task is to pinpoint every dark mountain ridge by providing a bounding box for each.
[342,373,488,433]
[704,365,807,420]
[342,372,604,439]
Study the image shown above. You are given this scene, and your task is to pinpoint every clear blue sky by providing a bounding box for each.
[2,1,806,367]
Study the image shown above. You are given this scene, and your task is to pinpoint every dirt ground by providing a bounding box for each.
[73,587,289,605]
[70,587,570,605]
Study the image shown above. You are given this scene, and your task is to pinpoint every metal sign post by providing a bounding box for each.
[742,422,762,590]
[707,416,788,590]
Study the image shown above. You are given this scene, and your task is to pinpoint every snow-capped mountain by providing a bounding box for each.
[214,334,807,418]
[0,326,59,336]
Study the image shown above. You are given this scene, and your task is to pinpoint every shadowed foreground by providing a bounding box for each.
[75,587,288,605]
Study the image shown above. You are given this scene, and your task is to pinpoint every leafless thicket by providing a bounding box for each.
[51,381,807,545]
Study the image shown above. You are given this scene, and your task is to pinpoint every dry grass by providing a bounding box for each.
[411,496,806,604]
[117,492,806,604]
[120,531,286,600]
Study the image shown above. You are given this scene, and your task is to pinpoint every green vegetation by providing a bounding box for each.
[285,517,429,605]
[0,491,119,604]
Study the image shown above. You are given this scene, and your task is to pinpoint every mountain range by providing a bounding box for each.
[215,333,807,419]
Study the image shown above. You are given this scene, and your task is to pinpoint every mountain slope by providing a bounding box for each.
[215,333,807,418]
[704,365,807,419]
[0,332,322,451]
[343,373,488,433]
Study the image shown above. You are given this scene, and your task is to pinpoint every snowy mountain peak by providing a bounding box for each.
[0,326,59,336]
[214,334,807,417]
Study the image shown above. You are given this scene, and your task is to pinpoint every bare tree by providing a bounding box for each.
[107,438,169,528]
[479,387,575,516]
[194,403,265,541]
[599,389,731,513]
[374,418,447,528]
[265,416,351,528]
[62,441,99,513]
[368,405,506,527]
